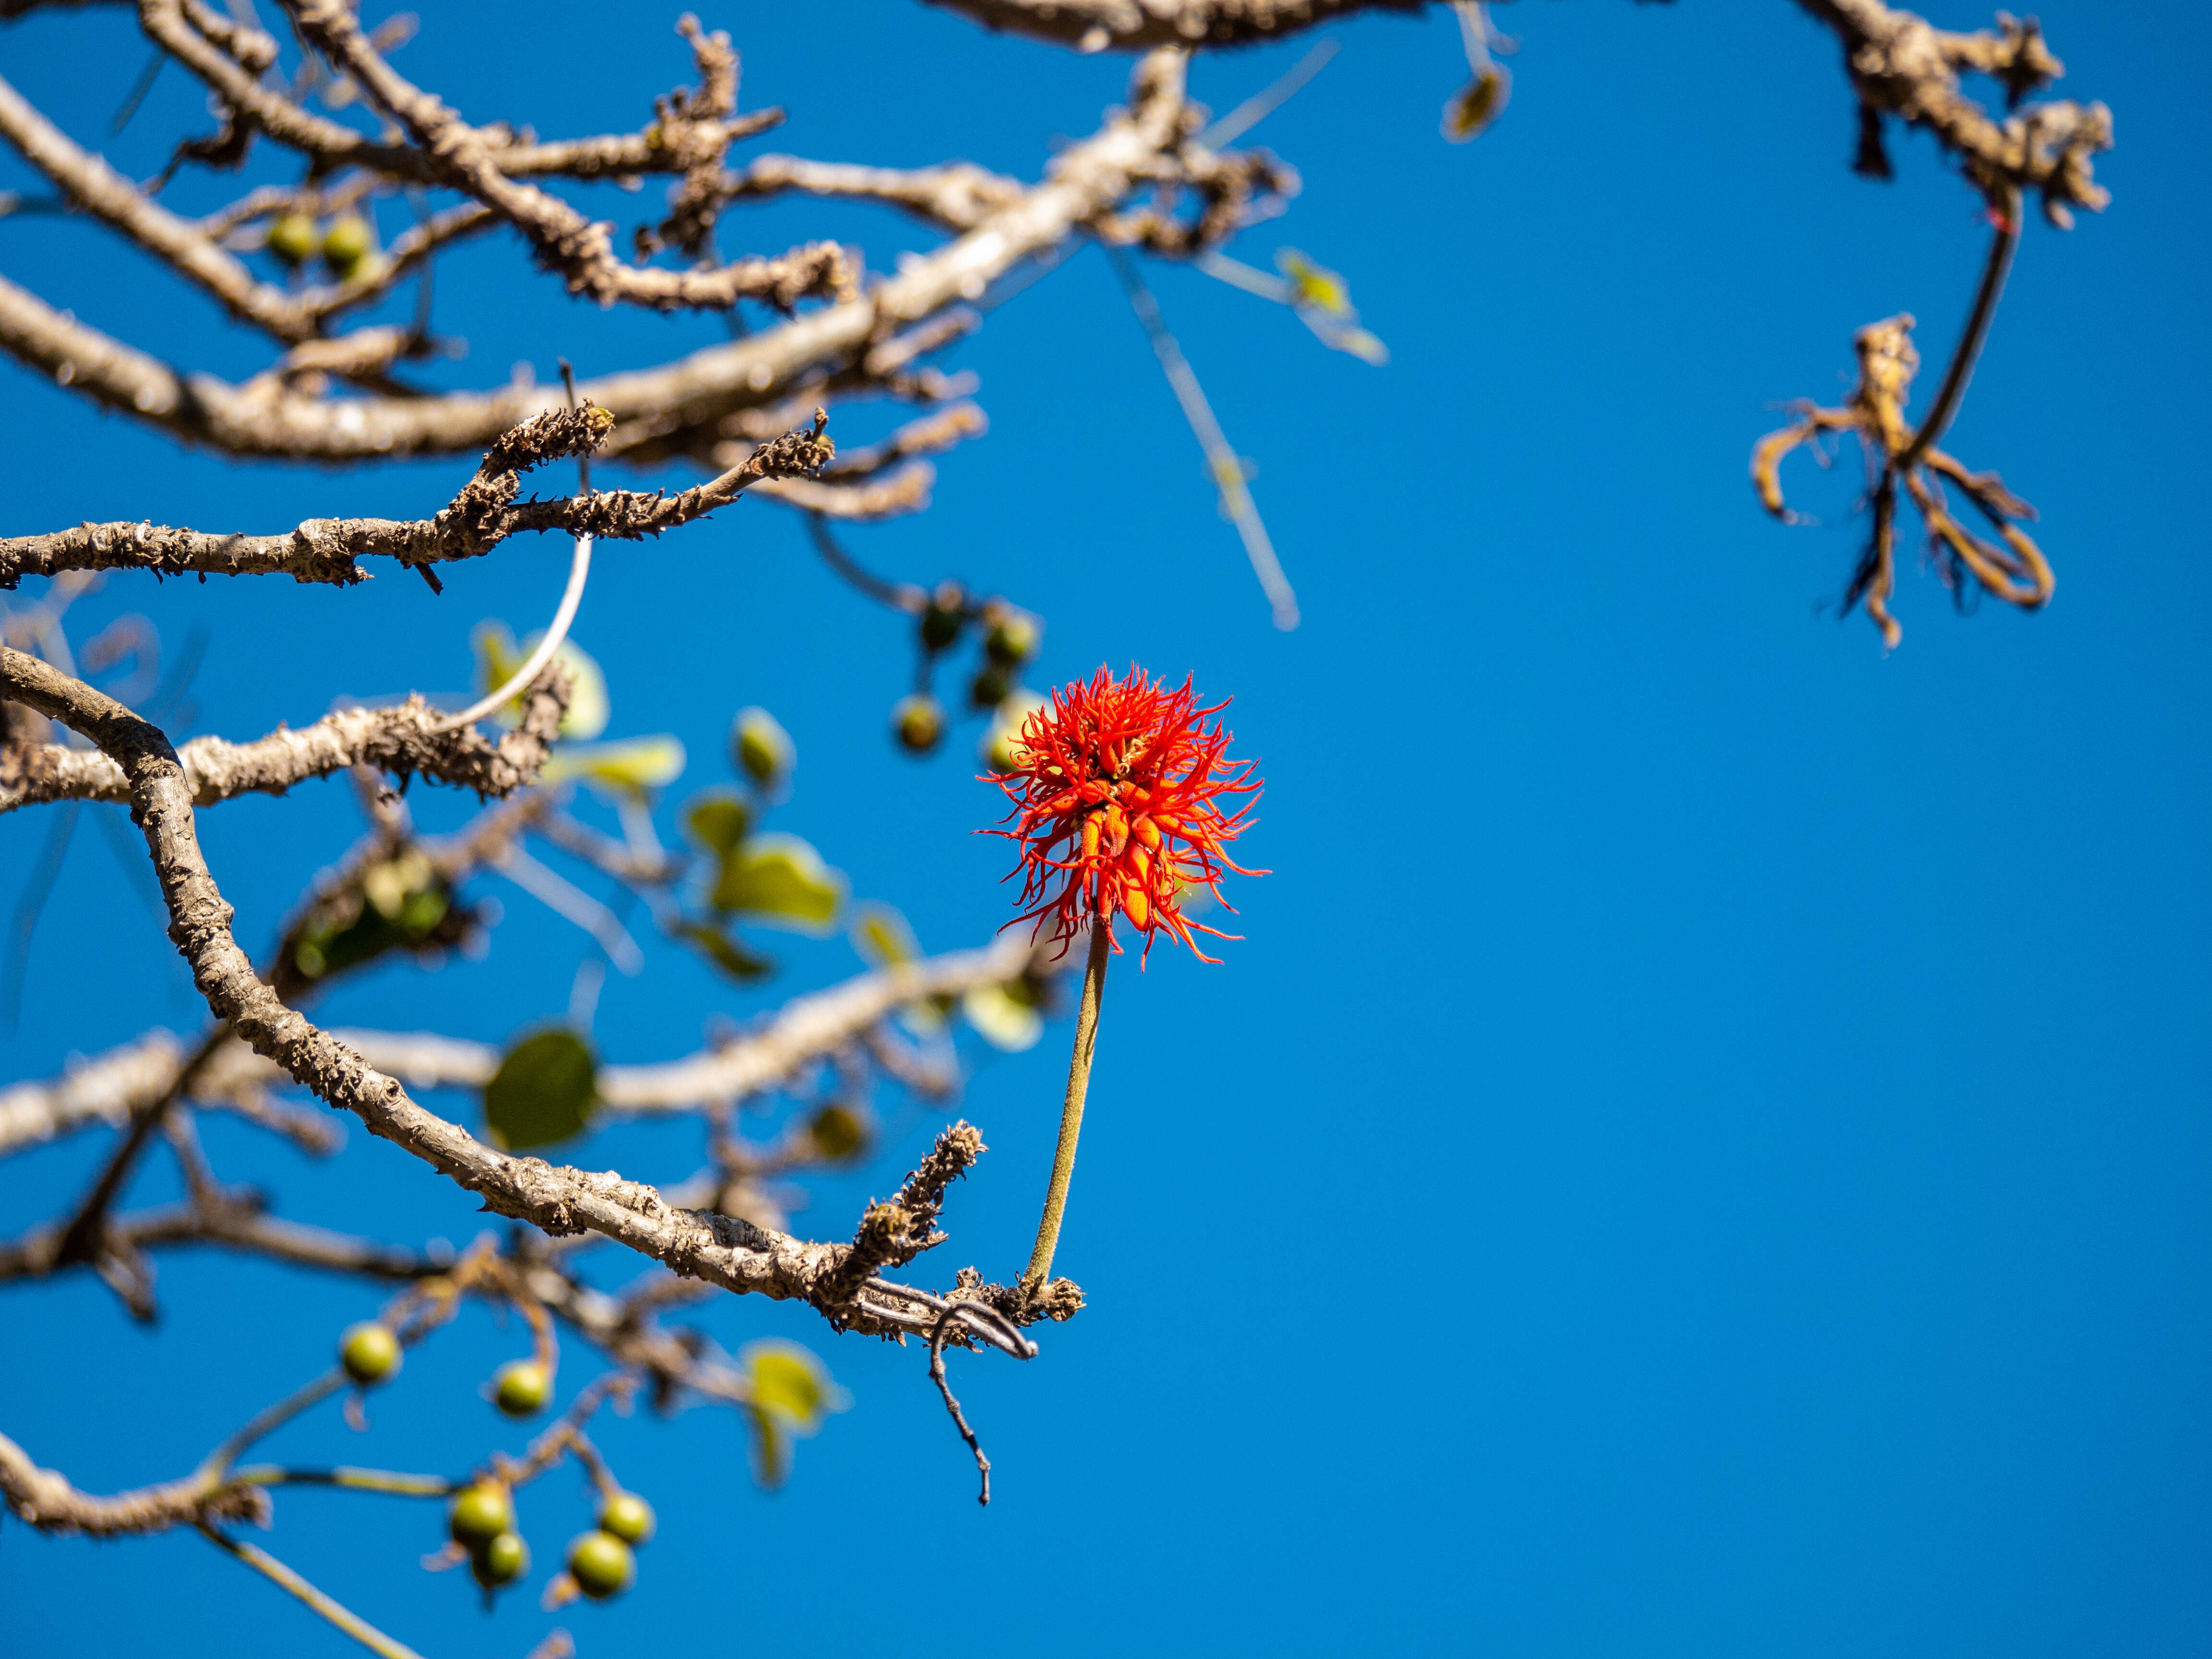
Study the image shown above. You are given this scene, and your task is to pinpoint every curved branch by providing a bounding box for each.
[1,676,566,814]
[0,1431,266,1537]
[0,646,984,1337]
[0,53,1191,460]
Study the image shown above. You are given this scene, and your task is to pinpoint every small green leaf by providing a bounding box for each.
[483,1028,598,1152]
[742,1341,846,1434]
[962,981,1044,1053]
[732,707,794,791]
[542,734,686,798]
[471,621,609,739]
[712,833,844,931]
[675,920,772,983]
[1274,248,1352,317]
[1443,66,1509,142]
[849,902,918,968]
[684,792,752,858]
[747,1407,789,1491]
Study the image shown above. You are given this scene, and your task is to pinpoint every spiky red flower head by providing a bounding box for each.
[987,664,1262,962]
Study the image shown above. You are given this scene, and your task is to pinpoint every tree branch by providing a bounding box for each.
[2,671,569,814]
[0,646,1017,1339]
[1795,0,2111,224]
[0,410,832,589]
[917,0,1424,51]
[0,52,1193,460]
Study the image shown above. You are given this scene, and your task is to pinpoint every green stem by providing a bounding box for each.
[231,1465,455,1498]
[1022,921,1111,1293]
[198,1524,428,1659]
[198,1368,349,1481]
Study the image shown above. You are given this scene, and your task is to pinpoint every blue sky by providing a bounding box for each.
[3,2,2208,1654]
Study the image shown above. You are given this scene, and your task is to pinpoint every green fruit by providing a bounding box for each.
[917,589,966,653]
[492,1358,552,1418]
[968,664,1012,710]
[567,1530,635,1600]
[471,1530,529,1588]
[984,612,1038,667]
[806,1103,866,1163]
[339,1321,401,1387]
[265,211,318,266]
[892,695,944,756]
[449,1483,514,1549]
[596,1491,655,1547]
[321,212,374,277]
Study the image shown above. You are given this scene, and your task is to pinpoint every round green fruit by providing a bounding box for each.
[893,695,944,756]
[265,211,318,266]
[968,664,1012,710]
[567,1529,635,1600]
[320,212,374,276]
[338,1321,401,1387]
[448,1482,514,1549]
[918,598,965,653]
[806,1103,866,1163]
[596,1491,655,1547]
[492,1358,552,1417]
[471,1530,529,1589]
[984,612,1038,667]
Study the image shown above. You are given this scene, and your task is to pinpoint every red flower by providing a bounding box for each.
[987,665,1262,962]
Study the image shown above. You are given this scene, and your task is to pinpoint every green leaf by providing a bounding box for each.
[1443,66,1509,142]
[962,981,1044,1053]
[732,707,794,791]
[483,1028,598,1152]
[684,792,751,858]
[742,1341,846,1435]
[712,833,844,932]
[471,622,610,739]
[541,734,686,798]
[287,854,453,986]
[746,1407,789,1491]
[675,919,772,983]
[849,902,918,968]
[1274,247,1352,317]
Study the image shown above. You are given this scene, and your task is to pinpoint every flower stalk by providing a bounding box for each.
[1021,920,1110,1294]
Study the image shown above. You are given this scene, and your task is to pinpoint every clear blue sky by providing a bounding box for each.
[3,3,2208,1654]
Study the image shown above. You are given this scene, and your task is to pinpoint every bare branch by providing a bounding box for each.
[0,52,1193,460]
[0,646,1034,1339]
[1,673,569,814]
[1796,0,2111,224]
[0,1431,267,1537]
[917,0,1424,51]
[0,411,832,588]
[283,0,852,313]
